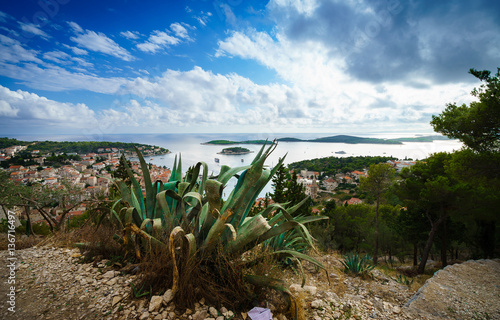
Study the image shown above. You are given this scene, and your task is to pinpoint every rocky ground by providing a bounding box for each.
[0,245,498,320]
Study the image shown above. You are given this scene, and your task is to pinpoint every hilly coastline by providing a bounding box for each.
[202,135,450,145]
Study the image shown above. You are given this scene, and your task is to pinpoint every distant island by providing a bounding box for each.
[203,135,452,146]
[218,147,253,155]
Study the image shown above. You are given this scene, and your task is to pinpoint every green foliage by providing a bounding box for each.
[131,283,151,298]
[288,156,396,176]
[341,252,374,274]
[220,147,251,154]
[1,138,169,155]
[431,67,500,153]
[310,135,401,144]
[0,137,29,148]
[394,274,414,286]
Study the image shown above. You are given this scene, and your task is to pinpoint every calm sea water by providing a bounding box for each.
[7,133,463,198]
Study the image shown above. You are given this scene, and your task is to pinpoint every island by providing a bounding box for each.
[203,134,453,146]
[217,147,253,155]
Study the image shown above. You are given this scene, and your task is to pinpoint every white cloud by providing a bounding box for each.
[137,30,181,54]
[214,23,477,133]
[69,22,134,61]
[18,22,51,40]
[0,11,9,22]
[195,11,212,27]
[120,30,140,40]
[43,50,93,68]
[0,61,128,93]
[0,85,96,126]
[0,100,18,117]
[67,21,83,33]
[170,23,190,40]
[0,34,43,64]
[63,44,88,55]
[43,51,71,64]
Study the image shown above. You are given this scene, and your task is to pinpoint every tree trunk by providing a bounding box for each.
[440,219,448,267]
[413,242,418,266]
[418,213,447,274]
[373,197,380,265]
[24,206,33,236]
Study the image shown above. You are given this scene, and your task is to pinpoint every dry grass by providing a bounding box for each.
[0,234,44,250]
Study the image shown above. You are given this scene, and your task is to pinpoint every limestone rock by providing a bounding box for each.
[209,306,218,317]
[311,299,323,309]
[304,285,317,295]
[162,289,174,305]
[149,295,163,312]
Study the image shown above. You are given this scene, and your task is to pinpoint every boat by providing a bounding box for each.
[335,151,346,154]
[215,158,219,163]
[241,159,244,162]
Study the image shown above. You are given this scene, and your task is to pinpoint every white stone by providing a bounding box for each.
[393,306,401,314]
[139,311,150,320]
[311,299,323,309]
[209,306,218,317]
[102,271,116,279]
[149,295,163,312]
[112,296,122,306]
[289,283,303,293]
[304,285,317,295]
[162,289,174,305]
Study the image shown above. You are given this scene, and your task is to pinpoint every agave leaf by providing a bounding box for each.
[235,220,300,255]
[177,182,190,197]
[125,207,142,227]
[201,209,236,253]
[185,233,197,261]
[226,215,271,254]
[274,250,329,280]
[169,226,186,295]
[156,190,172,230]
[130,185,143,218]
[134,146,155,219]
[225,142,277,225]
[151,180,165,219]
[197,162,208,196]
[98,198,123,229]
[122,154,145,214]
[225,223,237,241]
[217,165,251,185]
[114,179,133,206]
[170,154,183,182]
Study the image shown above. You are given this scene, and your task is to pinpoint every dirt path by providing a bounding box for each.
[1,246,499,320]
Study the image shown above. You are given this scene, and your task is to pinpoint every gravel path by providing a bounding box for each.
[1,246,498,320]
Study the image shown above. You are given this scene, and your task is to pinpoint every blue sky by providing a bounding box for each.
[0,0,499,136]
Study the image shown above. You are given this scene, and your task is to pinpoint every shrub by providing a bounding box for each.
[104,142,327,310]
[341,252,374,275]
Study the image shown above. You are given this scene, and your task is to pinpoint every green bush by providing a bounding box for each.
[341,252,374,274]
[105,143,327,310]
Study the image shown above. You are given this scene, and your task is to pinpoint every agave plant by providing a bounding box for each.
[341,252,375,274]
[108,141,328,307]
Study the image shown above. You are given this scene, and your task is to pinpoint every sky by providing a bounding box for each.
[0,0,499,136]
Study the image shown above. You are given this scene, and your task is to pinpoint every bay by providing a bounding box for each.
[7,133,463,198]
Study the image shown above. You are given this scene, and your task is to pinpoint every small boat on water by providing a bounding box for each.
[241,159,244,162]
[215,158,219,163]
[335,151,346,154]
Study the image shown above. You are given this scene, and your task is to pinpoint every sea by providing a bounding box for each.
[6,133,463,198]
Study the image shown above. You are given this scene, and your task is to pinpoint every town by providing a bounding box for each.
[1,143,172,226]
